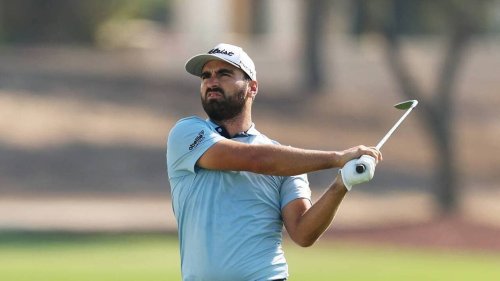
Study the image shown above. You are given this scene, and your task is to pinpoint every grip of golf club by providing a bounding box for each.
[340,155,376,190]
[356,163,366,173]
[355,155,375,175]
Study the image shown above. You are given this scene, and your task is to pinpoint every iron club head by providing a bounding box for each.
[394,100,418,110]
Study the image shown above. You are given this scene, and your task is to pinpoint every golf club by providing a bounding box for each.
[355,100,418,173]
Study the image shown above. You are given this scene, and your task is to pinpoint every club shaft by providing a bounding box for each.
[376,107,415,150]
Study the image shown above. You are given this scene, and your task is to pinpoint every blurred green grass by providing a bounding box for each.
[0,232,499,281]
[284,239,500,281]
[0,232,180,281]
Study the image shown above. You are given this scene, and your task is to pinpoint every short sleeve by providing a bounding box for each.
[166,117,225,179]
[280,174,311,209]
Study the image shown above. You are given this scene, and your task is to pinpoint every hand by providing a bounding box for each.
[336,145,382,168]
[339,155,376,191]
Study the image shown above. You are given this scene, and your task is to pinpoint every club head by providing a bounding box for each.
[394,100,418,110]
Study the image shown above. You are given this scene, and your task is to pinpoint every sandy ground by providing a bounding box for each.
[1,190,500,251]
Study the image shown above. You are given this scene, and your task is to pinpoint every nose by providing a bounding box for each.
[204,74,219,88]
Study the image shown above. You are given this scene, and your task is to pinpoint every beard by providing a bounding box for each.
[202,87,247,122]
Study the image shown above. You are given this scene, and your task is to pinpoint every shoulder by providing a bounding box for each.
[169,116,209,135]
[167,116,212,148]
[173,116,207,128]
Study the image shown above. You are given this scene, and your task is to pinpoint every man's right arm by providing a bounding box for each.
[197,139,381,176]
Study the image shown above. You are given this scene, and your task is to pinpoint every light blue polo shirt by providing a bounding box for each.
[167,116,311,281]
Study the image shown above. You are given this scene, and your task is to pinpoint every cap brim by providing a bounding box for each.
[185,54,240,77]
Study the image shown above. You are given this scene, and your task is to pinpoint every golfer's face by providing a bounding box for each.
[200,60,249,121]
[200,61,249,99]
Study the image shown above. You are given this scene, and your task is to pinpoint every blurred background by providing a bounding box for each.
[0,0,499,280]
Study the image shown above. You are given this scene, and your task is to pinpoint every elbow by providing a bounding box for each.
[292,235,318,248]
[297,240,315,248]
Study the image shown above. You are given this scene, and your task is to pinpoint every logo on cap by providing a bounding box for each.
[208,48,234,56]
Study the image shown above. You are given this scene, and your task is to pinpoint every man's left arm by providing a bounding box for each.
[282,175,348,247]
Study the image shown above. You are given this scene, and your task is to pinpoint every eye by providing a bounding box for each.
[200,73,210,80]
[217,70,233,78]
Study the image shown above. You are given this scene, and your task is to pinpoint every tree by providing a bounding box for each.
[303,0,331,94]
[0,0,169,45]
[353,0,488,214]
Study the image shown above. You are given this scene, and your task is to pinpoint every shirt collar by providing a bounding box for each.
[207,119,259,138]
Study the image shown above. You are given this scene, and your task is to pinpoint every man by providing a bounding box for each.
[166,43,381,281]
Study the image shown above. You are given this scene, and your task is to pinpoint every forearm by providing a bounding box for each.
[249,144,341,176]
[247,143,381,176]
[291,176,347,247]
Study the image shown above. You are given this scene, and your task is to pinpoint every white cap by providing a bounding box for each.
[185,43,256,80]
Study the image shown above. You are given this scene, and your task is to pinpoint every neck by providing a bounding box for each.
[212,112,252,138]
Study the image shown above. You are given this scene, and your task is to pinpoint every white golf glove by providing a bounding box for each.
[339,155,376,191]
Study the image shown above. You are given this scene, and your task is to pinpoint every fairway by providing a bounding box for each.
[0,232,181,281]
[284,239,500,281]
[0,232,499,281]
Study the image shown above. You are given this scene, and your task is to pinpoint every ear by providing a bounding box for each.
[248,80,258,99]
